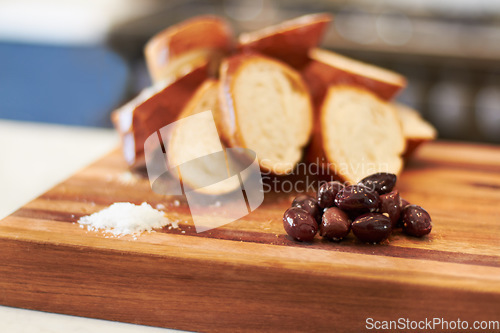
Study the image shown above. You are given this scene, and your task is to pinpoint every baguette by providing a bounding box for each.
[111,65,207,167]
[238,13,332,69]
[167,80,242,194]
[168,80,223,168]
[395,103,437,158]
[311,85,406,183]
[302,48,406,105]
[219,53,313,175]
[145,15,233,83]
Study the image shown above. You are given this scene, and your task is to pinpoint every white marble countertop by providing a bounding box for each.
[0,119,184,333]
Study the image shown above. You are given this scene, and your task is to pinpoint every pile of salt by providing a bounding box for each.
[78,202,171,237]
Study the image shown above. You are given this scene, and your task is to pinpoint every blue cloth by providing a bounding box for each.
[0,42,129,127]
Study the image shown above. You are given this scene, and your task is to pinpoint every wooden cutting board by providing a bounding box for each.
[0,141,499,332]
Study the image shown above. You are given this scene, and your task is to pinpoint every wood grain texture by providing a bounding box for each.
[0,141,499,332]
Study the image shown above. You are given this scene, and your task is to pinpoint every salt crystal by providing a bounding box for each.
[78,202,171,237]
[173,200,180,207]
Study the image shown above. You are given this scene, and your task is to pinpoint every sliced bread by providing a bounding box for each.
[312,85,406,183]
[395,103,437,158]
[168,80,223,168]
[166,80,242,194]
[219,53,313,175]
[238,13,332,69]
[302,48,406,105]
[145,15,233,83]
[111,64,207,167]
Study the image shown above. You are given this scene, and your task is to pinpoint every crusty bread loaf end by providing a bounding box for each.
[238,13,332,69]
[145,15,233,83]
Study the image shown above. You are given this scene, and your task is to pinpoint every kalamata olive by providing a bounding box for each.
[402,205,432,237]
[396,198,411,227]
[292,194,321,223]
[379,190,402,228]
[317,181,344,209]
[351,213,392,243]
[401,198,411,208]
[358,172,397,195]
[283,207,318,242]
[320,207,351,241]
[334,185,380,217]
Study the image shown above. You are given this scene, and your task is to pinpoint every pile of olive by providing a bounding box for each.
[282,172,432,243]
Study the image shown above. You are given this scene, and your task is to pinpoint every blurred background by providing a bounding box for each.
[1,0,499,143]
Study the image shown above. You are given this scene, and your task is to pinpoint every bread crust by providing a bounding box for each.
[145,15,234,82]
[173,79,219,119]
[394,103,437,160]
[302,48,406,105]
[238,13,332,69]
[111,64,208,167]
[219,53,313,174]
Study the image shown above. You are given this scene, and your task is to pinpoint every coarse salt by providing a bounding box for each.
[78,202,171,237]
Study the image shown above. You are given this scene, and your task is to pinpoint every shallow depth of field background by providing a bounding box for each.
[1,0,499,143]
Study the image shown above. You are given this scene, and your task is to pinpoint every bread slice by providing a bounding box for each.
[111,64,207,167]
[395,103,437,158]
[238,13,332,69]
[315,85,406,184]
[166,80,242,194]
[145,15,233,83]
[219,53,313,175]
[302,48,406,105]
[168,80,223,168]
